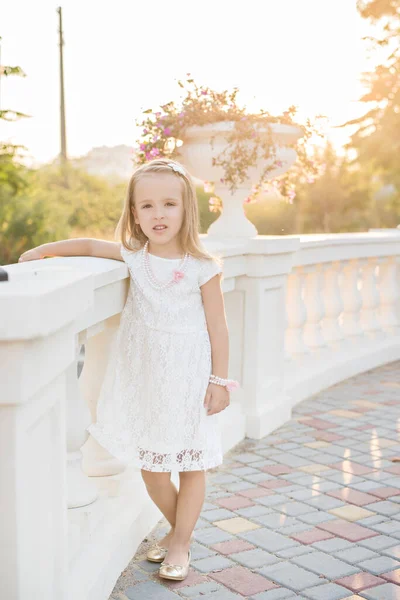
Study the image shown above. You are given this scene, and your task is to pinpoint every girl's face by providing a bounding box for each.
[133,173,185,247]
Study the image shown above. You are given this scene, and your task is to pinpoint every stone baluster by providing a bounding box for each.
[302,264,327,351]
[80,314,126,477]
[377,256,400,333]
[285,267,309,358]
[359,257,381,338]
[66,335,98,509]
[321,261,344,347]
[340,259,363,340]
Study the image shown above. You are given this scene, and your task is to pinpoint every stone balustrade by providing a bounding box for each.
[1,231,400,600]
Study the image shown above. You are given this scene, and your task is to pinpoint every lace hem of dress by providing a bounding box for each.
[87,422,223,472]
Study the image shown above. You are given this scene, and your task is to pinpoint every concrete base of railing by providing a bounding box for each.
[68,467,161,600]
[286,334,400,407]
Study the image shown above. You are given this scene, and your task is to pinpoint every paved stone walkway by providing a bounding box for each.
[110,362,400,600]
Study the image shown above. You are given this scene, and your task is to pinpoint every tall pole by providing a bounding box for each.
[57,7,67,164]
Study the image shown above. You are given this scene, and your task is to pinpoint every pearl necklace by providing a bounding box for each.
[142,241,189,290]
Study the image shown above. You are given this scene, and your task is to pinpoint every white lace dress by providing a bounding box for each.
[86,245,224,472]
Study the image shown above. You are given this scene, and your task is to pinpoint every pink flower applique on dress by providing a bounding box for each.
[173,270,185,283]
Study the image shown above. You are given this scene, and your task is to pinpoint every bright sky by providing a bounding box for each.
[1,0,377,165]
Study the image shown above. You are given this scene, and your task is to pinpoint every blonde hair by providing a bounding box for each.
[115,158,219,263]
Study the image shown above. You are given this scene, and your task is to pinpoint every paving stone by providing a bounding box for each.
[137,559,164,573]
[235,452,265,464]
[291,528,335,545]
[230,466,261,476]
[280,523,313,536]
[370,522,400,536]
[329,506,376,522]
[224,481,260,492]
[358,556,400,575]
[259,480,293,490]
[216,495,256,510]
[293,551,360,578]
[202,508,236,522]
[125,581,181,599]
[239,528,299,552]
[277,545,316,558]
[210,565,278,596]
[359,583,400,599]
[254,513,302,530]
[214,516,261,534]
[335,546,380,564]
[317,519,379,542]
[327,473,365,486]
[259,561,327,591]
[238,487,276,499]
[357,516,388,528]
[245,473,277,483]
[382,546,400,560]
[212,474,243,484]
[262,465,295,475]
[255,494,291,507]
[302,582,351,600]
[180,581,222,597]
[202,502,218,511]
[351,482,384,493]
[304,495,346,511]
[191,554,235,573]
[328,489,379,506]
[249,588,297,600]
[190,543,217,563]
[280,502,319,516]
[298,512,337,525]
[335,572,386,593]
[230,548,281,568]
[381,569,400,585]
[210,539,255,555]
[188,589,243,600]
[312,538,354,553]
[287,489,323,501]
[236,505,275,518]
[359,536,400,551]
[364,502,399,517]
[311,481,343,493]
[194,527,234,545]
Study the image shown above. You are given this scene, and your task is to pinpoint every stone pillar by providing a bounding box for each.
[234,237,299,438]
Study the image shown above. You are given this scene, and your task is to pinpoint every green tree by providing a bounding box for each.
[348,1,400,189]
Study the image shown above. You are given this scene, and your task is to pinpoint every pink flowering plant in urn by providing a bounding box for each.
[135,77,320,237]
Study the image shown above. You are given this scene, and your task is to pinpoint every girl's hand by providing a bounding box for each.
[204,383,230,416]
[18,248,43,262]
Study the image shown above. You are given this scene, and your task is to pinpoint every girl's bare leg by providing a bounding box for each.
[165,470,206,565]
[141,469,178,547]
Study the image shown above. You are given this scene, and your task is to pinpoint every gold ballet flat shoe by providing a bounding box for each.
[147,533,194,563]
[158,550,191,581]
[146,543,168,563]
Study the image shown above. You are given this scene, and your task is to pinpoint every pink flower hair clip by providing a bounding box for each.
[173,270,185,283]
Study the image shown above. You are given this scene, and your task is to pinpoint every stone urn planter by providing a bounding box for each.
[179,122,304,239]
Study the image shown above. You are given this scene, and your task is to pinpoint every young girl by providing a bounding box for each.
[19,158,238,582]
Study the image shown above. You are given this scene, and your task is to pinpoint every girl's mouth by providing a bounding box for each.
[153,225,167,231]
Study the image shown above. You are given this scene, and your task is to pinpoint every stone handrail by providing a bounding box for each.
[1,231,400,599]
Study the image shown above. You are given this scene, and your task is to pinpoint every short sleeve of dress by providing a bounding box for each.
[120,242,136,264]
[198,258,223,287]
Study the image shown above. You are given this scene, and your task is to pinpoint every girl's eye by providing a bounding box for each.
[142,204,151,209]
[166,202,175,206]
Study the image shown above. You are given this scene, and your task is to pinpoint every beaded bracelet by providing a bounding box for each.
[209,374,240,392]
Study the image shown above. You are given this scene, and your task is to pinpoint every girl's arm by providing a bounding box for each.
[18,238,123,263]
[201,274,230,415]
